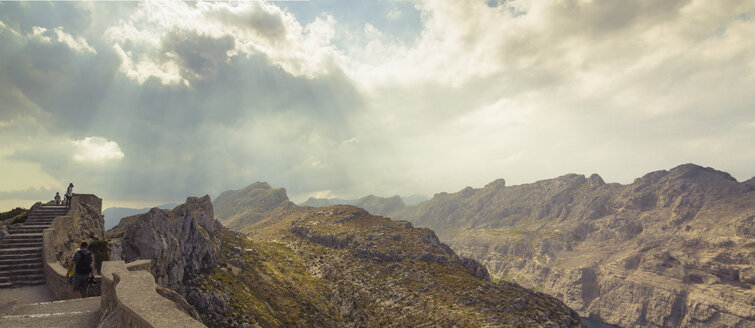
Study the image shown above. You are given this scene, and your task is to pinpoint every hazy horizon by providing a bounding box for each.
[2,1,754,211]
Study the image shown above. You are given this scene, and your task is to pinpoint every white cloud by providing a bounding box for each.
[53,27,96,54]
[71,137,125,164]
[104,1,344,84]
[31,26,52,43]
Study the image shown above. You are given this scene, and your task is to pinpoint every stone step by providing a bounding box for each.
[22,221,54,226]
[7,227,49,233]
[0,262,43,271]
[0,267,44,278]
[0,247,43,256]
[0,236,43,243]
[8,297,101,316]
[0,308,100,327]
[1,238,44,244]
[0,241,42,249]
[9,224,50,229]
[1,233,44,240]
[0,258,42,266]
[0,273,44,284]
[0,252,42,261]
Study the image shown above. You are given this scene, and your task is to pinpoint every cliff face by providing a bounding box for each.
[213,182,296,230]
[393,164,755,327]
[107,196,222,291]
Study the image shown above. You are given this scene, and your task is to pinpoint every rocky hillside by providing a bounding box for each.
[213,182,297,230]
[300,194,406,217]
[109,191,584,327]
[393,164,755,327]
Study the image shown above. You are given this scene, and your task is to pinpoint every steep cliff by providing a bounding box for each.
[394,164,755,327]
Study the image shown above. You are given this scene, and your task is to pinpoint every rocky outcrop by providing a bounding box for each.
[107,196,221,291]
[394,164,755,327]
[213,182,296,230]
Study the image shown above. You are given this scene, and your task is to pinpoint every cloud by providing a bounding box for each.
[104,1,343,85]
[71,137,125,164]
[1,0,754,209]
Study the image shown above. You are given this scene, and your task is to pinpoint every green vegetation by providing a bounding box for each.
[88,239,110,273]
[196,233,340,327]
[0,207,28,225]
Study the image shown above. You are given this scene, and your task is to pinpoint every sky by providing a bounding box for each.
[1,0,754,211]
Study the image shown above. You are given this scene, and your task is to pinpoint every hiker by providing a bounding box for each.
[65,183,74,207]
[54,192,61,205]
[69,241,95,298]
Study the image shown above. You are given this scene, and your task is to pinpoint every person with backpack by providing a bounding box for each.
[69,241,95,298]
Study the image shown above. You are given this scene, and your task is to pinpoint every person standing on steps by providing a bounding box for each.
[69,241,95,298]
[54,192,61,205]
[65,183,74,208]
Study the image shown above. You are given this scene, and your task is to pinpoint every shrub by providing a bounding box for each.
[10,212,28,225]
[1,207,27,221]
[88,240,110,274]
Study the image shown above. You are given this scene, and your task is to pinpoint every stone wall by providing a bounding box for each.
[43,194,105,299]
[98,260,206,328]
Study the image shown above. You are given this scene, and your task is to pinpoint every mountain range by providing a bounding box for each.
[388,164,754,327]
[108,193,582,327]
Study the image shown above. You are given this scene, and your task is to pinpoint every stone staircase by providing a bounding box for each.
[0,204,69,288]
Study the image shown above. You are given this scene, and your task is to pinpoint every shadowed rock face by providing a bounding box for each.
[107,195,222,291]
[393,164,755,327]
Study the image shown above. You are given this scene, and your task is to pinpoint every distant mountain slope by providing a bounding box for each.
[299,194,410,217]
[109,193,583,327]
[212,182,297,230]
[103,203,178,230]
[393,164,755,327]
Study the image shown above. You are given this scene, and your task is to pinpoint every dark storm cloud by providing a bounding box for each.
[161,30,236,81]
[1,29,120,131]
[206,2,288,42]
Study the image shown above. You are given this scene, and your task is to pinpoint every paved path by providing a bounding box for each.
[0,286,100,327]
[0,285,56,314]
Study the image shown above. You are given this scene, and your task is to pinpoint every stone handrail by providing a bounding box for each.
[98,260,206,328]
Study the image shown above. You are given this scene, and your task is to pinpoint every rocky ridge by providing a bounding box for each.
[111,188,584,327]
[213,182,297,230]
[392,164,755,327]
[300,194,407,217]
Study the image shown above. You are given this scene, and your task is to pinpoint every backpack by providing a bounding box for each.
[75,250,93,275]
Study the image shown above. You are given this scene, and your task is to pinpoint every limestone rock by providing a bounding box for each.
[394,164,755,327]
[107,195,222,290]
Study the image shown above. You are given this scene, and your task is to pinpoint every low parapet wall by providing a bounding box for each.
[98,260,206,328]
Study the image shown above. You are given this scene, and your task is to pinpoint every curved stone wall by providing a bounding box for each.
[98,261,206,328]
